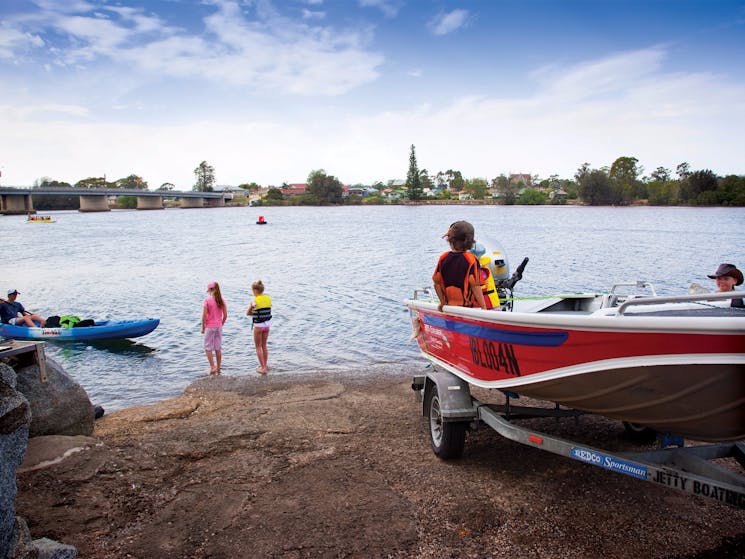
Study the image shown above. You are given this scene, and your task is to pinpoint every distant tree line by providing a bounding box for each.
[575,158,745,206]
[27,153,745,209]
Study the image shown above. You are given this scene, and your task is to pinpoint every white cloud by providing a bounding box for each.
[358,0,401,18]
[428,9,470,36]
[302,9,326,20]
[0,25,44,60]
[3,0,383,95]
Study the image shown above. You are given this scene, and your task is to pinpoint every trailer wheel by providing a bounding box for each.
[428,386,466,459]
[623,421,657,443]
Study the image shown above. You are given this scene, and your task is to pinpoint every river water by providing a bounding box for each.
[2,205,743,410]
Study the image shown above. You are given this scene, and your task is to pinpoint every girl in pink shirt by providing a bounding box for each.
[201,281,228,374]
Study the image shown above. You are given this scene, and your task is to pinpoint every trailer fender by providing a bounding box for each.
[422,371,477,421]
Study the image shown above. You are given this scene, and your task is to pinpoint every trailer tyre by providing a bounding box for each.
[623,421,657,443]
[428,386,466,459]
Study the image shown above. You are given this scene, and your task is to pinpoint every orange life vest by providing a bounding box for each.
[433,251,480,307]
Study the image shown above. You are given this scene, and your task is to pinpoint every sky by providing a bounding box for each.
[1,0,745,189]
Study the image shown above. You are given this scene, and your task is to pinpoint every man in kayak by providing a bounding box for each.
[0,289,47,327]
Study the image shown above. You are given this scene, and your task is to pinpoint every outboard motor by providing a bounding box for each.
[495,257,529,311]
[472,238,528,311]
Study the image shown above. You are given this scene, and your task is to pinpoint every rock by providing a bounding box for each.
[26,537,77,558]
[0,363,16,389]
[14,357,94,437]
[18,435,101,473]
[0,366,30,559]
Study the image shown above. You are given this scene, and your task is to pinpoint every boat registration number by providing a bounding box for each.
[469,337,520,377]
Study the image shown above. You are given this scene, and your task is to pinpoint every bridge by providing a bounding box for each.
[0,187,230,213]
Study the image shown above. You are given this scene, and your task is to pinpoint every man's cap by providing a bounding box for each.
[7,289,19,296]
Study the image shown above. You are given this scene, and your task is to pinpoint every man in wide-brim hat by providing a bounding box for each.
[707,263,744,308]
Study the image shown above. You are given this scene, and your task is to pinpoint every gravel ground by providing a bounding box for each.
[15,369,745,558]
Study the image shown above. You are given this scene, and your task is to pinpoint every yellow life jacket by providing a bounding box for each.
[478,256,501,309]
[252,294,272,323]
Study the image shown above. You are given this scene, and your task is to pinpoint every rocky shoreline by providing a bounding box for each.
[4,365,743,558]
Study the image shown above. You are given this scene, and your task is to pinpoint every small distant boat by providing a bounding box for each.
[0,318,160,341]
[26,215,55,223]
[256,215,268,225]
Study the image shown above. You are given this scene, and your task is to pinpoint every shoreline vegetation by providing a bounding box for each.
[12,154,745,210]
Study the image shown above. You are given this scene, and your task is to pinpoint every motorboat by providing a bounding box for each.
[26,215,55,223]
[407,261,745,443]
[0,318,160,341]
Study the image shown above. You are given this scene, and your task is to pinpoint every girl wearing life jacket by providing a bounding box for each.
[432,221,487,312]
[247,279,272,374]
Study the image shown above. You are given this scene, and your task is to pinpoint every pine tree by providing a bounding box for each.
[406,144,422,201]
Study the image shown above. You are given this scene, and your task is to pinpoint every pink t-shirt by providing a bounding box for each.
[203,297,225,328]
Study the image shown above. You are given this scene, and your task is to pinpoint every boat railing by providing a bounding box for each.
[609,280,657,297]
[412,287,435,300]
[616,291,743,316]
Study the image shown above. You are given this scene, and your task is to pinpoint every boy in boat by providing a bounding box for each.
[0,289,47,327]
[433,221,487,313]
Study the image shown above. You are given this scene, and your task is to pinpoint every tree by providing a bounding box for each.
[115,174,148,190]
[609,156,644,204]
[34,177,71,188]
[193,161,216,192]
[517,188,547,205]
[650,167,671,182]
[676,162,691,180]
[157,182,175,191]
[575,164,613,205]
[265,187,283,201]
[75,177,112,189]
[406,145,423,201]
[307,169,343,204]
[419,169,433,193]
[464,178,488,199]
[682,169,718,204]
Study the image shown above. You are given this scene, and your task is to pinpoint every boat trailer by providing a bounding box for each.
[412,370,745,510]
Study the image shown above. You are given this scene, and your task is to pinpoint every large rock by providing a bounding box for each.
[15,357,94,438]
[0,362,30,559]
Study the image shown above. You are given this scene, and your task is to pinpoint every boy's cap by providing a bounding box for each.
[443,220,474,242]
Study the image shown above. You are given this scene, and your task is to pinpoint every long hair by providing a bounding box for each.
[211,282,225,309]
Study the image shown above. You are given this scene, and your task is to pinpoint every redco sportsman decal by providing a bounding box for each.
[470,337,520,376]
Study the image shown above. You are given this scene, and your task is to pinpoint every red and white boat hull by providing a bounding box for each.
[408,300,745,442]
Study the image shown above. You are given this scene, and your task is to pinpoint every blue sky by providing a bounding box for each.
[1,0,744,189]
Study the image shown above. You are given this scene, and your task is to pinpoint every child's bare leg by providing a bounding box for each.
[205,350,216,373]
[215,350,222,373]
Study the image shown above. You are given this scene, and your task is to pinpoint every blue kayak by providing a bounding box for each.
[0,318,159,341]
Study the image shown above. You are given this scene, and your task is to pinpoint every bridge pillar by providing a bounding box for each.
[180,197,204,208]
[136,196,164,210]
[204,196,226,207]
[0,193,33,215]
[78,195,111,212]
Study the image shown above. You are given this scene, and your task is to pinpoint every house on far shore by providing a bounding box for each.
[281,183,307,197]
[214,185,248,200]
[549,189,568,201]
[509,173,532,186]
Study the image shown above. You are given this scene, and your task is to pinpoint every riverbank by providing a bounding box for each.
[15,370,745,558]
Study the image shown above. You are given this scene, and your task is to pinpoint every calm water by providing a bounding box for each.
[2,205,744,410]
